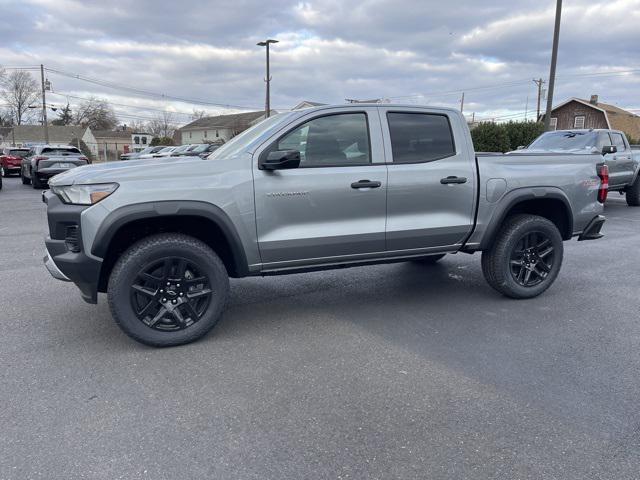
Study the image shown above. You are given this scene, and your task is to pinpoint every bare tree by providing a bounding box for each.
[1,70,40,125]
[74,97,118,130]
[191,109,207,121]
[148,111,177,139]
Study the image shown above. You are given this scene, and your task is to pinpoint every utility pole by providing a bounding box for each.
[257,39,278,118]
[544,0,562,131]
[533,78,545,121]
[460,92,465,113]
[40,64,49,144]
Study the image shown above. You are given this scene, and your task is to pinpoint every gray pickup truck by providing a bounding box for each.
[522,129,640,206]
[43,105,607,347]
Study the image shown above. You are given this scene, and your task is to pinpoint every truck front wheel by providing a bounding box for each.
[481,214,563,299]
[626,175,640,206]
[108,233,230,347]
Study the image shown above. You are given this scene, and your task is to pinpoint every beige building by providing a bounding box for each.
[88,129,133,162]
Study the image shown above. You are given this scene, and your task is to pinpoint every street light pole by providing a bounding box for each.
[40,64,49,144]
[257,39,278,118]
[543,0,562,131]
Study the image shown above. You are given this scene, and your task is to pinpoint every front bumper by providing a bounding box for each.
[44,249,71,282]
[42,191,102,304]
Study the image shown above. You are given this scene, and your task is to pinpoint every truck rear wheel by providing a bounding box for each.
[108,233,230,347]
[21,170,31,185]
[481,214,563,299]
[626,176,640,206]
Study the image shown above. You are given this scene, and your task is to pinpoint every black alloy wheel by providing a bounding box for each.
[481,214,563,299]
[108,233,230,347]
[509,231,555,287]
[130,257,213,331]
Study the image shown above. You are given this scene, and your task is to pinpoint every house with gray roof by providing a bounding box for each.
[178,110,274,145]
[0,125,92,148]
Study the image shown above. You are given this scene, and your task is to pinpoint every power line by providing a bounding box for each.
[44,67,263,111]
[48,90,196,118]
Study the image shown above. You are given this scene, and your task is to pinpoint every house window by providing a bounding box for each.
[204,130,207,138]
[574,116,585,129]
[142,137,147,145]
[550,117,558,130]
[134,136,140,144]
[216,130,219,138]
[189,132,192,139]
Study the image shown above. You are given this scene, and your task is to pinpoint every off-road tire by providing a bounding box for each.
[412,254,446,265]
[108,233,230,347]
[481,214,563,299]
[626,175,640,206]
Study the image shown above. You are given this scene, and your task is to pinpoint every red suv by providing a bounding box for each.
[1,147,30,177]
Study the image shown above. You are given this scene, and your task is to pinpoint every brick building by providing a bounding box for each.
[542,95,640,140]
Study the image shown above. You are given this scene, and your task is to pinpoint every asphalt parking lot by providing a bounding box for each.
[1,175,639,480]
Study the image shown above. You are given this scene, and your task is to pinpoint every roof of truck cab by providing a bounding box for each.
[297,104,461,114]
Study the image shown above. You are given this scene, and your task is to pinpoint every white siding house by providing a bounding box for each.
[178,111,272,145]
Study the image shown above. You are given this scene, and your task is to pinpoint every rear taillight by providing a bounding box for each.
[597,164,609,203]
[34,155,48,165]
[79,156,88,162]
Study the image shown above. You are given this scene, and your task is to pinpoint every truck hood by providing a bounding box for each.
[49,156,205,186]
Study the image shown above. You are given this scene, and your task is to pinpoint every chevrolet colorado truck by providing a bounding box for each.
[43,105,607,347]
[522,129,640,206]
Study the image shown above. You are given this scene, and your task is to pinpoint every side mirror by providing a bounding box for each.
[602,145,617,155]
[260,150,301,170]
[517,145,526,150]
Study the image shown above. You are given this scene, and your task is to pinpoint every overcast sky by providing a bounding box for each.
[1,0,639,125]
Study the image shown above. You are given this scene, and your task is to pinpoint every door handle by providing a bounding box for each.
[351,179,381,189]
[440,176,468,185]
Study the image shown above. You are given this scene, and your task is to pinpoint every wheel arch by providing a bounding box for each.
[479,188,574,250]
[93,201,249,292]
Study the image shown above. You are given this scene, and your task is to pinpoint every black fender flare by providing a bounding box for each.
[91,200,249,276]
[478,187,574,250]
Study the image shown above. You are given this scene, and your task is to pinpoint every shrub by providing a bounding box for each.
[471,122,511,153]
[503,121,545,151]
[150,136,174,146]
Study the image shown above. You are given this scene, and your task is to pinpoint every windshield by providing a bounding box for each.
[158,147,175,153]
[138,147,154,154]
[209,113,296,159]
[529,131,599,151]
[188,144,209,153]
[9,149,29,157]
[173,145,190,153]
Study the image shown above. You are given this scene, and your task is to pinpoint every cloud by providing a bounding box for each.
[0,0,638,123]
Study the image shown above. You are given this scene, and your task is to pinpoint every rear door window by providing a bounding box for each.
[387,112,455,163]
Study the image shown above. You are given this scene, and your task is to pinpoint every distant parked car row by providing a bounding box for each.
[120,143,220,161]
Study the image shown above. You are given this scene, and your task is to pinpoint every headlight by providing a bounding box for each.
[51,183,119,205]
